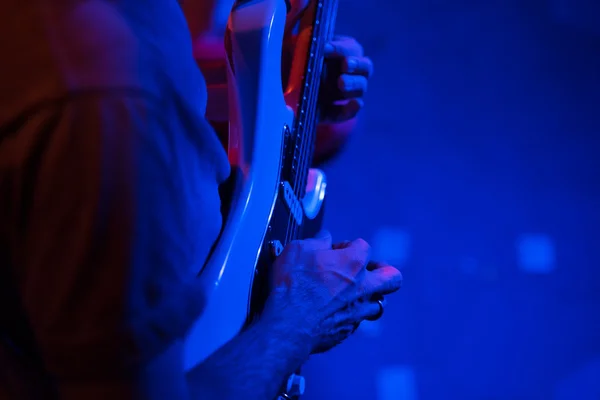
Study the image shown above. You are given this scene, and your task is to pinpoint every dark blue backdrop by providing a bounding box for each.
[303,1,600,399]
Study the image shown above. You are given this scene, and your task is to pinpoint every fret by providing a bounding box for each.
[286,0,338,204]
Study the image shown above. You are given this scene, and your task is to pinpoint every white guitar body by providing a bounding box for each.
[183,0,326,375]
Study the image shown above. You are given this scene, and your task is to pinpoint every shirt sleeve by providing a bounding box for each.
[5,89,224,398]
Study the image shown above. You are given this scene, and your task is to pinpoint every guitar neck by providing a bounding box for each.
[282,0,338,243]
[284,0,337,198]
[276,1,338,399]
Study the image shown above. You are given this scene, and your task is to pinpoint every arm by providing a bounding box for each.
[193,35,358,166]
[9,90,313,400]
[187,307,312,400]
[8,91,212,399]
[5,5,313,399]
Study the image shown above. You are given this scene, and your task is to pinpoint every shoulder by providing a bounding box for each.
[0,0,145,127]
[45,0,142,88]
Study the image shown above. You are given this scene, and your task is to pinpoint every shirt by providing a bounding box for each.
[0,0,230,398]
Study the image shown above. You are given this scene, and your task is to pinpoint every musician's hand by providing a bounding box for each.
[262,231,402,354]
[312,36,373,164]
[319,36,373,123]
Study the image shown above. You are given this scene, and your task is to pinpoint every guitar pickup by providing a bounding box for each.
[281,181,303,226]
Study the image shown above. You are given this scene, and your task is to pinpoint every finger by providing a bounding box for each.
[320,99,363,123]
[303,231,333,249]
[314,230,331,240]
[335,238,370,275]
[324,37,364,58]
[343,56,373,78]
[360,265,403,297]
[367,261,388,271]
[287,231,332,252]
[355,300,383,321]
[332,240,353,250]
[336,299,383,323]
[338,74,368,99]
[332,34,354,42]
[337,238,370,256]
[328,300,370,323]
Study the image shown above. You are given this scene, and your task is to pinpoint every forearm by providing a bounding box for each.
[186,312,312,400]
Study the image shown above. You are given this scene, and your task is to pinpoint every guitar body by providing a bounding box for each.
[184,0,338,397]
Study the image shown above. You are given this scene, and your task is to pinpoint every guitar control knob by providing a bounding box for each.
[286,374,306,397]
[269,240,284,257]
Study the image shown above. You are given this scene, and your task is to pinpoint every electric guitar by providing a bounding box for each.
[184,0,338,398]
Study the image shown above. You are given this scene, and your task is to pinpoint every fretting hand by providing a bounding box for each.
[319,35,373,123]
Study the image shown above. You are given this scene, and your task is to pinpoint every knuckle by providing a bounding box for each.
[350,238,370,258]
[333,310,348,324]
[381,279,394,293]
[352,76,366,89]
[356,283,369,299]
[283,240,305,257]
[359,276,377,296]
[386,267,403,285]
[338,75,352,90]
[329,42,340,55]
[376,268,403,292]
[348,256,366,274]
[331,36,364,57]
[287,239,304,251]
[312,250,328,270]
[355,43,364,57]
[344,37,362,54]
[358,77,368,92]
[365,56,374,72]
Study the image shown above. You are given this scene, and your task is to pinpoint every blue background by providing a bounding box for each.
[303,1,600,399]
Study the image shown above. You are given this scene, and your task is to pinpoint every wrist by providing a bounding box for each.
[187,301,313,400]
[259,291,315,358]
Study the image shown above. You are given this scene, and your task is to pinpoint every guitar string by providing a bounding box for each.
[287,0,336,245]
[282,0,323,245]
[297,0,337,201]
[283,14,311,245]
[278,3,336,397]
[286,0,330,244]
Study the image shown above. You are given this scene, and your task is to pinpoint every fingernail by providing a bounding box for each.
[346,57,358,72]
[338,76,356,91]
